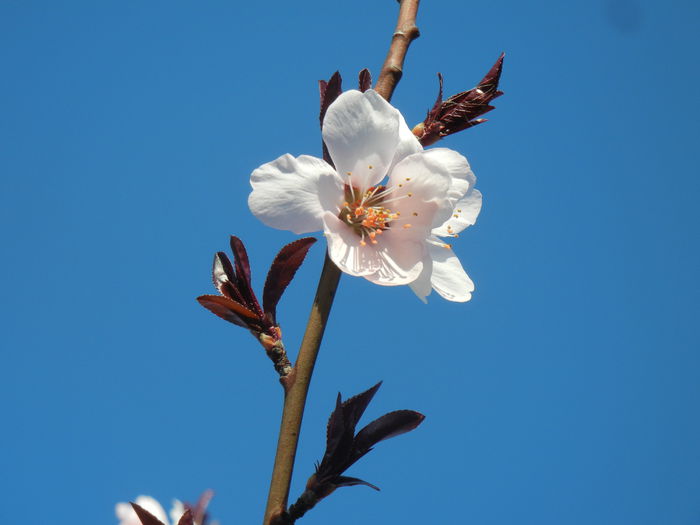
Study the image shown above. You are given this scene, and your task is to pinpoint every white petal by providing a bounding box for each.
[388,151,454,231]
[115,502,140,525]
[415,148,473,226]
[432,188,482,236]
[323,212,425,284]
[322,90,400,189]
[364,232,426,286]
[408,258,433,303]
[323,212,383,276]
[389,112,423,170]
[428,242,474,302]
[170,500,185,525]
[431,148,475,208]
[249,154,343,234]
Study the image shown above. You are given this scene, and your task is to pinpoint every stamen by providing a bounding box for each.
[336,180,412,247]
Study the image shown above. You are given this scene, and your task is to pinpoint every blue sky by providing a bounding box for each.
[2,1,699,524]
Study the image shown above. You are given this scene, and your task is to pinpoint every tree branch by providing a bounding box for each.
[374,0,421,101]
[262,2,421,523]
[263,256,341,525]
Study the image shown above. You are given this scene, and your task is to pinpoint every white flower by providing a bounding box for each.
[115,495,184,525]
[248,89,480,300]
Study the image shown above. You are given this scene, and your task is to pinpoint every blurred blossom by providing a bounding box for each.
[115,496,179,525]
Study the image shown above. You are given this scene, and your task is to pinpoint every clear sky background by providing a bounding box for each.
[2,1,699,524]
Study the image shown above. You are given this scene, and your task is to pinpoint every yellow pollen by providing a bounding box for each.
[343,201,349,207]
[403,224,412,229]
[355,207,365,216]
[360,240,367,246]
[408,192,413,197]
[399,184,403,187]
[346,172,352,176]
[457,209,462,212]
[453,214,459,218]
[405,177,411,181]
[368,165,373,169]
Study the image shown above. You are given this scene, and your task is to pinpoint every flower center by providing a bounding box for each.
[339,184,401,246]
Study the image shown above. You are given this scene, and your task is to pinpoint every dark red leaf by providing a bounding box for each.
[212,252,244,303]
[418,53,505,146]
[229,236,252,291]
[177,509,194,525]
[229,236,263,316]
[478,52,505,96]
[262,237,317,323]
[190,489,214,525]
[319,71,342,128]
[319,393,354,477]
[197,294,260,328]
[358,69,372,92]
[319,71,342,165]
[318,382,382,478]
[353,409,425,457]
[340,381,382,431]
[130,503,166,525]
[425,72,445,125]
[334,475,380,491]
